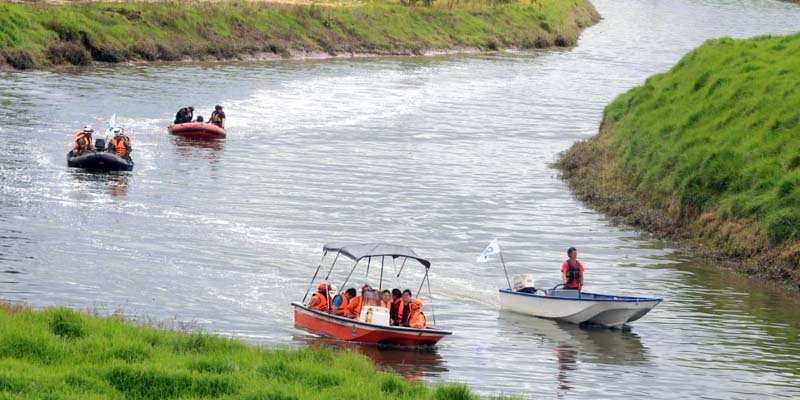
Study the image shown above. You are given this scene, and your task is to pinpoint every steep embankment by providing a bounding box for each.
[0,303,484,400]
[557,33,800,288]
[0,0,599,70]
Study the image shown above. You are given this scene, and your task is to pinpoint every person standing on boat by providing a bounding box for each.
[210,105,225,129]
[107,127,132,160]
[309,282,330,312]
[73,125,94,155]
[561,247,584,290]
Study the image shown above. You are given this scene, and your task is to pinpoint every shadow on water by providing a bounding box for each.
[69,170,131,198]
[292,335,448,381]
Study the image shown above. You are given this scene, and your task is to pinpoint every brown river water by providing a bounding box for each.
[1,0,799,398]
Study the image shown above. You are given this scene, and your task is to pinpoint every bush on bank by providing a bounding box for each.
[0,0,599,69]
[557,33,800,287]
[0,302,492,400]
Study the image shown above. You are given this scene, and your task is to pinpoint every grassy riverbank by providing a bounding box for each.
[0,0,599,70]
[556,33,800,288]
[0,302,490,400]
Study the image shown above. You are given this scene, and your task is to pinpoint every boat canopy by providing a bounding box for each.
[323,242,431,269]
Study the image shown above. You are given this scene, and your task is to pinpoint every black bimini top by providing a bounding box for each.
[323,242,431,269]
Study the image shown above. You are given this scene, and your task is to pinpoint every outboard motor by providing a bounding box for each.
[513,274,537,293]
[94,138,106,151]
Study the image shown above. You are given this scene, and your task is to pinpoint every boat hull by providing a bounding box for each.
[168,122,226,140]
[499,289,661,328]
[67,151,133,171]
[292,302,451,346]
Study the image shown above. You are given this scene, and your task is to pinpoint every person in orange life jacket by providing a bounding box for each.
[107,127,132,159]
[561,247,584,290]
[332,287,356,316]
[210,105,225,129]
[406,298,427,329]
[309,282,330,312]
[389,288,404,326]
[380,290,392,308]
[400,289,413,326]
[345,284,372,319]
[73,125,94,155]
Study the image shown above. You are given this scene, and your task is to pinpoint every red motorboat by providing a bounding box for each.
[293,243,452,346]
[168,122,226,140]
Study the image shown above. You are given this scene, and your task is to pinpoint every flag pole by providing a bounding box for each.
[499,250,512,290]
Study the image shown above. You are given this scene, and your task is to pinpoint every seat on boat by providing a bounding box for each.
[548,289,581,298]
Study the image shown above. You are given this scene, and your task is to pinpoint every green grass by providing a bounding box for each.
[0,303,483,400]
[557,33,800,285]
[0,0,598,69]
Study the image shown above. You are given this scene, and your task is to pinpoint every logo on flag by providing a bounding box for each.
[476,238,500,263]
[106,114,116,136]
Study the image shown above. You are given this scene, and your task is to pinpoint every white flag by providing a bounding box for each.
[106,114,116,136]
[476,238,500,263]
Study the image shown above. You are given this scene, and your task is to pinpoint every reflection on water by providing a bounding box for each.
[69,170,131,198]
[172,137,225,154]
[499,311,649,365]
[294,335,447,381]
[556,345,578,394]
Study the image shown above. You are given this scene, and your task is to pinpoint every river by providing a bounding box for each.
[1,0,799,398]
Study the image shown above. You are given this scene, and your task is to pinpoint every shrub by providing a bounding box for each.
[48,308,86,339]
[434,384,476,400]
[766,209,800,245]
[47,41,92,66]
[2,49,34,69]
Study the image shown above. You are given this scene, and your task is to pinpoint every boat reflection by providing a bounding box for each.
[172,137,225,151]
[498,310,650,366]
[171,138,225,170]
[498,310,649,397]
[69,170,130,197]
[293,335,448,381]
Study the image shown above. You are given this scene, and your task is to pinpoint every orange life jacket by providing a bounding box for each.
[345,295,362,319]
[407,299,426,329]
[409,311,427,329]
[110,136,131,157]
[332,294,349,315]
[310,291,329,312]
[73,132,92,153]
[380,299,391,309]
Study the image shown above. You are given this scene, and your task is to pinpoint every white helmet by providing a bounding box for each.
[328,284,338,296]
[113,127,124,136]
[82,125,94,133]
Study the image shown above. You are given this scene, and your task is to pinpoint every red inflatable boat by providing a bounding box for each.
[168,122,226,140]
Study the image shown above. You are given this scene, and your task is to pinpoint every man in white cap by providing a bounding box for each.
[73,125,94,155]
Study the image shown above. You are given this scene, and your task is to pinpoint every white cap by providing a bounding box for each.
[82,125,94,133]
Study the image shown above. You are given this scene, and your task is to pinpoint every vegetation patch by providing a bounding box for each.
[0,0,599,69]
[0,302,482,399]
[556,33,800,289]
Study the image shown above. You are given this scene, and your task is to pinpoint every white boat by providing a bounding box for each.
[498,285,662,328]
